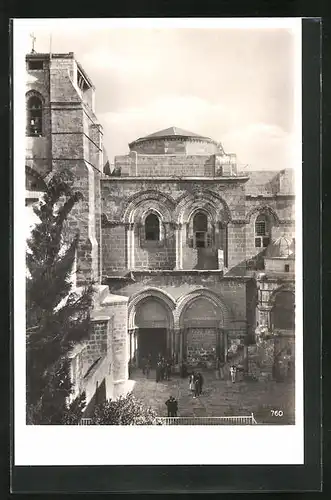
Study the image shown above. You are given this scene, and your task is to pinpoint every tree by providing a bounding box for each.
[91,393,162,425]
[26,169,94,424]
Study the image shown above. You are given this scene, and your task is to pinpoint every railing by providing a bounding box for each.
[79,414,257,426]
[159,414,257,425]
[80,418,93,425]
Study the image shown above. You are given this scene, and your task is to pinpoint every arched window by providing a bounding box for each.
[255,214,270,248]
[145,213,160,241]
[193,211,209,248]
[27,95,43,136]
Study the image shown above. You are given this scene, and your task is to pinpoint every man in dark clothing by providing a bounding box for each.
[197,372,204,395]
[165,396,178,417]
[165,360,171,380]
[193,376,200,398]
[172,398,178,417]
[180,361,186,378]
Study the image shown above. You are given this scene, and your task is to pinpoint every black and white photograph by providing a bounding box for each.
[14,18,303,466]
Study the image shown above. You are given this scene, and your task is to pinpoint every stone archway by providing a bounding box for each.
[128,289,175,367]
[176,290,230,367]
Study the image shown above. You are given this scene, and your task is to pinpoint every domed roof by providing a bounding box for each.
[266,236,295,259]
[142,126,210,140]
[128,126,220,155]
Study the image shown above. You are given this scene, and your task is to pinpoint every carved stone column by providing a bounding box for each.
[175,223,183,270]
[223,330,228,362]
[126,223,135,270]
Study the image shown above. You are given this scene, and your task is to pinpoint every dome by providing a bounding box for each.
[128,126,221,155]
[266,236,295,259]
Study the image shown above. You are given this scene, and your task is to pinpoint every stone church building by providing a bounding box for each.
[25,51,296,410]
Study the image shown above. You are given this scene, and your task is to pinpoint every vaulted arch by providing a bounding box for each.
[128,287,176,330]
[175,288,231,329]
[121,190,176,224]
[175,189,232,225]
[245,205,281,225]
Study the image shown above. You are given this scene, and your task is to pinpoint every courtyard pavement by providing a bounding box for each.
[131,368,295,424]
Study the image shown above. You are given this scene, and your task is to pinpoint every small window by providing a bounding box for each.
[255,214,271,249]
[255,220,266,236]
[284,264,290,272]
[145,213,160,241]
[26,95,43,136]
[28,60,44,70]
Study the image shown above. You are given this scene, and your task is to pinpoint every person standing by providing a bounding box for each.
[197,372,204,395]
[156,361,161,382]
[230,365,237,383]
[165,396,173,417]
[193,375,200,398]
[145,358,151,379]
[215,358,220,380]
[189,372,195,393]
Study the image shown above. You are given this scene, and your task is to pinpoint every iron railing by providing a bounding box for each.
[79,414,257,425]
[158,414,257,425]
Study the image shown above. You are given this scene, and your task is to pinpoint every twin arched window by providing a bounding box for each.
[193,211,210,248]
[145,213,160,241]
[255,214,270,248]
[26,94,43,136]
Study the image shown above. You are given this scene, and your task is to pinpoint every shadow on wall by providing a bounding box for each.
[226,249,267,276]
[194,248,218,270]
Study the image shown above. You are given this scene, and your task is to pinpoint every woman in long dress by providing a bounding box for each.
[189,372,195,392]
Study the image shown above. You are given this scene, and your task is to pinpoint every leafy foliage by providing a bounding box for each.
[26,169,94,424]
[91,392,162,425]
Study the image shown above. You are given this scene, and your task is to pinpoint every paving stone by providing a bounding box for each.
[131,368,295,424]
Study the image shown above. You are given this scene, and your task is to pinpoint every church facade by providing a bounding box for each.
[25,51,296,410]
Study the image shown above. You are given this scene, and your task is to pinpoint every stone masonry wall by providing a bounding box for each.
[82,319,108,368]
[48,58,103,284]
[122,155,216,177]
[129,138,219,155]
[134,225,176,270]
[227,223,246,272]
[108,273,248,331]
[101,179,248,272]
[109,301,129,381]
[102,225,127,274]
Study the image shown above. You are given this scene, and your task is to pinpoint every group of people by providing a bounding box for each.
[189,371,204,398]
[215,358,241,383]
[156,356,172,382]
[142,354,173,382]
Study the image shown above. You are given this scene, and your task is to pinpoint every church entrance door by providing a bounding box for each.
[138,328,167,368]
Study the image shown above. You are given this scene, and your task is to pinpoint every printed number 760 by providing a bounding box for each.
[271,410,283,417]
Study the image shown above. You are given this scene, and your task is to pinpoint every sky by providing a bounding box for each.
[20,20,300,170]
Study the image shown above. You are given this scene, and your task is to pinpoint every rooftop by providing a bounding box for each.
[131,126,213,145]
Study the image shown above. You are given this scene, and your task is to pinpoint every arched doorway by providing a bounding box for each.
[179,295,225,367]
[134,297,173,367]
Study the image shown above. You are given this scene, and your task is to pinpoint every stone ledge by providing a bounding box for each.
[101,293,129,306]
